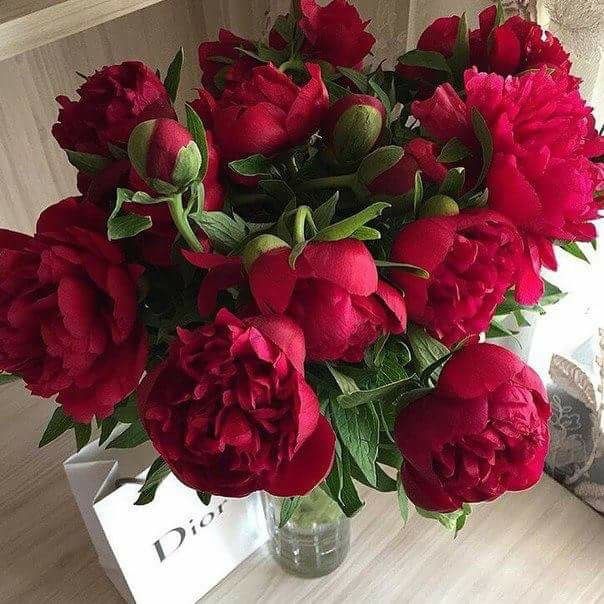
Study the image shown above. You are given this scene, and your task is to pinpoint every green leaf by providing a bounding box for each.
[185,104,209,179]
[439,167,466,197]
[279,497,302,528]
[365,333,389,368]
[197,491,212,505]
[394,386,434,409]
[559,241,589,263]
[326,363,359,396]
[316,202,390,241]
[135,457,171,505]
[351,226,381,240]
[541,280,565,306]
[74,422,92,451]
[470,108,493,188]
[259,179,296,203]
[513,309,531,328]
[419,350,454,386]
[487,320,519,339]
[375,260,429,279]
[107,142,128,160]
[437,139,471,163]
[494,0,505,26]
[337,67,369,93]
[398,50,452,74]
[337,377,415,409]
[416,504,471,536]
[107,420,149,449]
[0,373,19,385]
[164,47,183,103]
[407,324,450,375]
[412,171,423,214]
[396,471,410,526]
[322,449,364,517]
[368,78,392,115]
[113,394,139,424]
[331,403,380,485]
[313,192,339,229]
[377,444,403,470]
[66,150,110,174]
[108,214,153,240]
[39,407,74,447]
[99,414,119,446]
[326,80,350,101]
[192,211,247,253]
[107,188,152,241]
[450,13,469,76]
[351,459,397,492]
[229,154,273,177]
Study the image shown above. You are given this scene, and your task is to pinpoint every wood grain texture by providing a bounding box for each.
[1,383,603,604]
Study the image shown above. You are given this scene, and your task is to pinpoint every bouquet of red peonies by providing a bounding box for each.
[3,0,602,537]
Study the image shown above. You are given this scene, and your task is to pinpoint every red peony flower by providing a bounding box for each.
[390,210,523,346]
[52,61,175,156]
[299,0,375,68]
[244,238,406,362]
[412,68,602,303]
[469,6,571,77]
[395,343,550,512]
[198,29,258,95]
[205,63,328,163]
[138,308,336,497]
[0,198,147,422]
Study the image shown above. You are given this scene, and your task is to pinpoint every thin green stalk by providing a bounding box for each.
[168,193,202,251]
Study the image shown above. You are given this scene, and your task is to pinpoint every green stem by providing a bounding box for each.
[297,173,357,191]
[168,193,202,252]
[293,206,317,245]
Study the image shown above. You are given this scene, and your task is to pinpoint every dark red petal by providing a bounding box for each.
[265,415,336,497]
[248,247,296,314]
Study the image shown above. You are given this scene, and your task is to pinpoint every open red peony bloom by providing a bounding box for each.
[0,198,147,422]
[395,343,550,512]
[299,0,375,68]
[198,29,257,95]
[390,210,522,346]
[397,7,571,88]
[469,5,571,77]
[246,239,406,362]
[138,309,335,497]
[412,68,602,303]
[52,61,175,156]
[203,63,328,163]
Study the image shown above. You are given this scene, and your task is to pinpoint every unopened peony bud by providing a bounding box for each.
[419,195,460,218]
[323,94,386,165]
[242,234,290,272]
[358,146,421,196]
[128,118,201,195]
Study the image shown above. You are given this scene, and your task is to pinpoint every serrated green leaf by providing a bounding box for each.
[107,420,149,449]
[279,497,302,528]
[398,50,452,74]
[331,403,380,485]
[66,150,110,174]
[39,407,74,447]
[164,47,183,103]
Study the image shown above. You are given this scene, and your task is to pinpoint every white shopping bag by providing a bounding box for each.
[64,437,268,603]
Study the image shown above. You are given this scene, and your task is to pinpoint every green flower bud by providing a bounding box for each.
[242,234,290,272]
[419,195,460,218]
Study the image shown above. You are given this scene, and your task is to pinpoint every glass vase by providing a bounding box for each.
[261,487,351,577]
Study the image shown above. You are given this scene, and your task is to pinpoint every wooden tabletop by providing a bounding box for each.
[1,380,603,603]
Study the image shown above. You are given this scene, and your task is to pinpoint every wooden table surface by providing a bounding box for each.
[1,380,604,604]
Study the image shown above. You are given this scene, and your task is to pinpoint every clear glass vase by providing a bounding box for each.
[261,487,351,577]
